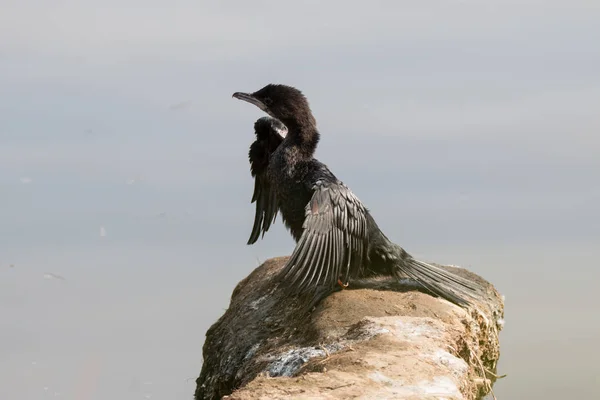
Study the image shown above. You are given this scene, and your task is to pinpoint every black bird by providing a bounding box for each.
[247,116,286,244]
[233,84,482,307]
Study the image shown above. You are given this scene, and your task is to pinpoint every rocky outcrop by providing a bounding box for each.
[194,256,504,400]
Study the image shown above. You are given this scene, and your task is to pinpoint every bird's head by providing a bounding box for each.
[233,84,316,129]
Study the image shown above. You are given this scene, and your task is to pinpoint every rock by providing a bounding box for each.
[194,256,504,400]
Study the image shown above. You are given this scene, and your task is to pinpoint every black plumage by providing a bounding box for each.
[247,117,286,244]
[234,84,483,307]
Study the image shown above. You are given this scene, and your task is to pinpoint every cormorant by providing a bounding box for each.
[233,84,482,307]
[247,116,286,244]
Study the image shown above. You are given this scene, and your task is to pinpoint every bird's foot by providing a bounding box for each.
[337,279,349,289]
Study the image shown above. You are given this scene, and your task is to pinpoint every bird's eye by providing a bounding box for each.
[264,97,273,106]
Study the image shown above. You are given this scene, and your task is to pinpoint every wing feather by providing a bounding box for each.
[279,180,370,293]
[246,117,286,245]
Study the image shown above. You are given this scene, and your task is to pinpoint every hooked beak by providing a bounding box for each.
[232,92,267,112]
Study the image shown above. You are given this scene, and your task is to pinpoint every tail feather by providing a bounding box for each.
[391,245,483,307]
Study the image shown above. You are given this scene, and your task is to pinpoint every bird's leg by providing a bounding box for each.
[337,278,349,289]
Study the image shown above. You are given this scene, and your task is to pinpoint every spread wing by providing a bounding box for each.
[247,117,286,245]
[278,179,371,293]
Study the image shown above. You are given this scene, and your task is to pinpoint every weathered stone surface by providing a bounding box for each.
[195,256,504,400]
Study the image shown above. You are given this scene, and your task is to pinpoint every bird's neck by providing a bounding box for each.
[282,116,320,158]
